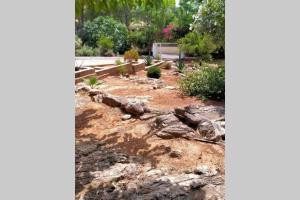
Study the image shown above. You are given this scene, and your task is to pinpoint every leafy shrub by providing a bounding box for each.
[75,35,82,50]
[144,55,153,66]
[176,60,185,73]
[84,76,102,89]
[115,59,123,65]
[124,49,139,62]
[147,66,161,79]
[178,32,217,60]
[76,45,97,56]
[179,65,225,100]
[79,16,129,53]
[155,53,161,60]
[97,36,114,56]
[117,65,127,76]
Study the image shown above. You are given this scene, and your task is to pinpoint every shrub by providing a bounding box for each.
[176,60,185,73]
[179,65,225,100]
[124,49,139,62]
[155,53,161,60]
[79,16,129,53]
[76,45,97,56]
[75,35,82,50]
[84,76,102,89]
[117,65,127,76]
[178,32,217,61]
[144,55,153,66]
[97,36,114,56]
[147,66,161,79]
[115,59,123,66]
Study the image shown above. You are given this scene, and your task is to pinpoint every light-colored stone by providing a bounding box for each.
[122,114,132,120]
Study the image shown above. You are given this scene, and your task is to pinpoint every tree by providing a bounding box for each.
[190,0,225,49]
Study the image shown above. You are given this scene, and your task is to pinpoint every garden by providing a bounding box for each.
[75,0,225,199]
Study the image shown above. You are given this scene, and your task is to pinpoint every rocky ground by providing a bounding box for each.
[75,67,225,200]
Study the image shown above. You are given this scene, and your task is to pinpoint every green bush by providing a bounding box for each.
[179,65,225,100]
[76,45,97,56]
[79,16,129,53]
[97,36,114,56]
[178,32,217,60]
[117,65,127,75]
[144,55,152,66]
[147,66,161,79]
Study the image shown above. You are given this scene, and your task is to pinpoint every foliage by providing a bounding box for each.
[179,65,225,100]
[178,32,217,60]
[97,36,114,56]
[191,0,225,49]
[79,16,129,53]
[155,53,161,60]
[76,45,97,56]
[84,76,102,89]
[176,60,185,73]
[117,65,127,76]
[124,49,139,62]
[172,0,200,39]
[147,66,161,79]
[144,55,153,66]
[75,35,82,50]
[115,59,123,65]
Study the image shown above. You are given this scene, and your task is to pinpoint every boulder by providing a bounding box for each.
[197,120,225,142]
[153,114,199,140]
[123,100,148,116]
[175,105,225,124]
[194,165,218,176]
[102,94,127,108]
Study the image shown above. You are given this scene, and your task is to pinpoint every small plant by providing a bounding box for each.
[155,53,161,60]
[117,65,127,76]
[144,55,152,66]
[84,76,102,89]
[147,66,161,79]
[124,49,139,62]
[176,60,185,73]
[115,59,123,65]
[179,65,225,100]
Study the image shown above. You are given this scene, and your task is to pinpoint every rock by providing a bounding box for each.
[122,114,132,120]
[123,100,148,116]
[165,86,176,90]
[153,114,199,140]
[102,94,127,108]
[91,163,138,185]
[197,120,225,142]
[175,105,225,123]
[88,89,103,96]
[194,165,218,176]
[139,113,158,120]
[169,149,183,158]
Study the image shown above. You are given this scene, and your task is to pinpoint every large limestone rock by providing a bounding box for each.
[102,94,128,108]
[153,114,199,140]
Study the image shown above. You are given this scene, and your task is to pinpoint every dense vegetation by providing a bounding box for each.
[75,0,224,58]
[75,0,225,100]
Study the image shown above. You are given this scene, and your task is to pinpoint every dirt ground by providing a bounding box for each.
[76,67,224,177]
